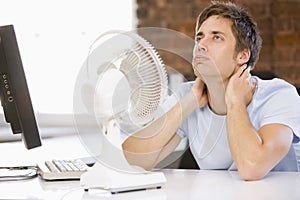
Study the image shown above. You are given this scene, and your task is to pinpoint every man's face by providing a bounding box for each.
[193,15,239,82]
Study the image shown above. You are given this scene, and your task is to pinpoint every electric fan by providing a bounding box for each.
[74,30,168,193]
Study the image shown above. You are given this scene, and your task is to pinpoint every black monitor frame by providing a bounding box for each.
[0,25,41,149]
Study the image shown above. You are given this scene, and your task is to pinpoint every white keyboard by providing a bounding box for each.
[37,159,90,180]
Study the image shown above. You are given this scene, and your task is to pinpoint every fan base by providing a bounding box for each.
[80,162,166,194]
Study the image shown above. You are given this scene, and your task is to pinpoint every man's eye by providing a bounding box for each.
[195,36,202,42]
[214,35,223,41]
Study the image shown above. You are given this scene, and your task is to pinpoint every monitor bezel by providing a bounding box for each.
[0,25,41,149]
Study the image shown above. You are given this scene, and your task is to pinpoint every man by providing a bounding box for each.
[122,1,300,181]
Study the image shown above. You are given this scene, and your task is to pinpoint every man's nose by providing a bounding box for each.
[196,39,207,52]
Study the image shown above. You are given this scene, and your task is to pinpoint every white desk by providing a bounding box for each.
[0,169,299,200]
[0,135,299,200]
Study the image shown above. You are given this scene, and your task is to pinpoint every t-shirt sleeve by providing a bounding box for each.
[160,82,194,138]
[259,85,300,143]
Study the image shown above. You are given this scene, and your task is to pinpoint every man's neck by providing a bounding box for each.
[205,78,228,115]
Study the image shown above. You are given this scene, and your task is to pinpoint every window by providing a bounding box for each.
[0,0,136,117]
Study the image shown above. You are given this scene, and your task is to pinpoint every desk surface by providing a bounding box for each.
[0,169,299,200]
[0,135,299,200]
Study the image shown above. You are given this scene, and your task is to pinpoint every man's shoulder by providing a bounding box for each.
[254,77,297,98]
[174,81,194,96]
[251,77,300,140]
[252,77,300,110]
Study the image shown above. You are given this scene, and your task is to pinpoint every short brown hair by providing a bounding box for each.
[196,1,262,68]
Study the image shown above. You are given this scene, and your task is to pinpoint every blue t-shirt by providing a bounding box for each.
[162,77,300,171]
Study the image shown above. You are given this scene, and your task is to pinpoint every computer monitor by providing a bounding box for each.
[0,25,41,149]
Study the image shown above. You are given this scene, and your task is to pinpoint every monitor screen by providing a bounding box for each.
[0,25,41,149]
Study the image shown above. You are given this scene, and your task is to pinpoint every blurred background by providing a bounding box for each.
[136,0,300,87]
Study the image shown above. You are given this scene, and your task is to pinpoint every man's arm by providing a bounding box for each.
[122,78,207,170]
[227,105,293,180]
[226,66,293,181]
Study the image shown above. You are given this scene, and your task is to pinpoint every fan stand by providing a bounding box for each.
[80,120,166,194]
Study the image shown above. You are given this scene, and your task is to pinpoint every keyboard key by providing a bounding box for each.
[45,161,59,172]
[37,159,90,180]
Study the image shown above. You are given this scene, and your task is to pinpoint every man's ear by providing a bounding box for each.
[236,49,251,65]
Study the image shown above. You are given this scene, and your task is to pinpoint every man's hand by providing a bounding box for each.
[191,77,208,108]
[225,64,256,108]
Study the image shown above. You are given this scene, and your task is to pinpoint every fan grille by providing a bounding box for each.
[119,34,168,125]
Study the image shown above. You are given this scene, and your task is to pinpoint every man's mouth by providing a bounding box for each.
[193,55,210,63]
